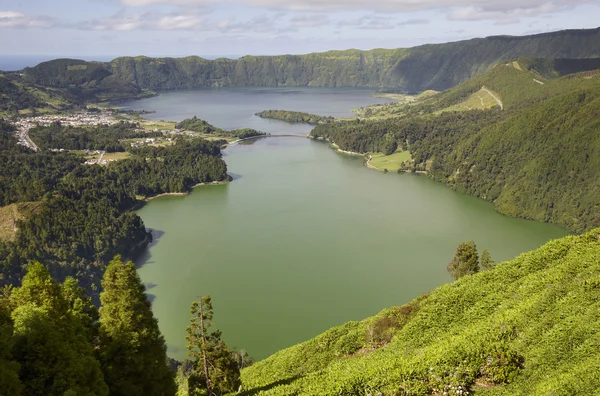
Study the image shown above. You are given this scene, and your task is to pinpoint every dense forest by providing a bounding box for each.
[256,110,334,125]
[311,65,600,233]
[176,116,266,139]
[0,120,228,294]
[29,121,162,152]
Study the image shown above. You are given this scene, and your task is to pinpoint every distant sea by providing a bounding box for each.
[0,54,242,71]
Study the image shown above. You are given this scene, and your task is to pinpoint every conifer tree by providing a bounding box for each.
[10,262,108,396]
[0,288,23,396]
[98,256,176,396]
[480,249,495,271]
[447,241,480,279]
[186,296,241,396]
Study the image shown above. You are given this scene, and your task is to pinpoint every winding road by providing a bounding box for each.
[482,86,504,110]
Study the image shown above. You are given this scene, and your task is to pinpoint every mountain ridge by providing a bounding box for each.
[15,26,600,97]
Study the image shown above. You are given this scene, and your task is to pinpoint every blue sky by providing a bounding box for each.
[0,0,599,59]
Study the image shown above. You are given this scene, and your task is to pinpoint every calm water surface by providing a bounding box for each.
[123,88,568,360]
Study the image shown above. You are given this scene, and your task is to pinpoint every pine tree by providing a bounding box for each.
[186,296,241,396]
[0,287,23,396]
[447,241,480,279]
[480,249,495,271]
[98,256,176,396]
[10,262,108,396]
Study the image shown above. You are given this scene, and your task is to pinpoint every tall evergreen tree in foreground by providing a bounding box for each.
[0,288,22,396]
[98,256,176,396]
[10,262,108,396]
[186,296,241,396]
[447,241,480,279]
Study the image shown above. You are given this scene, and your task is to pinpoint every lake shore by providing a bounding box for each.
[145,180,230,201]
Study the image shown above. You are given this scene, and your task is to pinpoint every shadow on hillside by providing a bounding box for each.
[240,376,302,396]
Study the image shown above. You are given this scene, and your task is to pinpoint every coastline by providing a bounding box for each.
[144,180,230,201]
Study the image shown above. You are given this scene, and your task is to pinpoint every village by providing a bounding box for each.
[10,110,180,164]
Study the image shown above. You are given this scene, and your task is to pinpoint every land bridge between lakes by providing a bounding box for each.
[229,134,309,145]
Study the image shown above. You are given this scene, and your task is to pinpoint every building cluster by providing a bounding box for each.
[12,112,117,151]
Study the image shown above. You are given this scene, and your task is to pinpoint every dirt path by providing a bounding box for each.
[482,86,504,110]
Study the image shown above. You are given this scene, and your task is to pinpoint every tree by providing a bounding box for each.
[0,287,23,396]
[98,256,176,396]
[186,296,241,396]
[10,262,108,396]
[447,241,480,279]
[480,249,495,271]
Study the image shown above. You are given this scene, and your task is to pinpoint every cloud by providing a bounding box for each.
[338,15,398,30]
[0,11,56,28]
[80,10,206,30]
[121,0,595,15]
[448,3,565,24]
[289,14,329,28]
[398,18,429,26]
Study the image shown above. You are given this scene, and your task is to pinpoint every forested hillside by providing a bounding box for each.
[240,229,600,395]
[0,120,228,294]
[311,64,600,233]
[8,27,600,101]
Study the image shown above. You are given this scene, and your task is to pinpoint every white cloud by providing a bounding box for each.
[121,0,595,16]
[0,11,55,28]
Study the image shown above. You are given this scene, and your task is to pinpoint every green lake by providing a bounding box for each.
[122,87,568,360]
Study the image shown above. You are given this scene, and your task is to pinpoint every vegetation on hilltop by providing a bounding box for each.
[0,258,177,396]
[240,229,600,395]
[176,116,266,139]
[29,121,163,152]
[0,120,228,294]
[255,110,334,125]
[3,28,598,108]
[312,65,600,233]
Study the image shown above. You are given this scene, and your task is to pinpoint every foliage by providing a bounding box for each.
[447,241,480,279]
[311,68,600,233]
[185,296,241,396]
[255,110,334,125]
[10,262,109,396]
[240,229,600,395]
[480,249,495,271]
[29,121,162,152]
[0,119,228,295]
[176,116,265,139]
[0,260,178,396]
[98,256,176,396]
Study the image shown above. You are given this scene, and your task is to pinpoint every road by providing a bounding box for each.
[482,86,504,110]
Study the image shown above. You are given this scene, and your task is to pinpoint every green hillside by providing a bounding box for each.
[240,229,600,395]
[310,66,600,233]
[105,28,600,92]
[10,27,600,102]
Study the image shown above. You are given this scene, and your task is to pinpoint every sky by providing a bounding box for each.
[0,0,599,61]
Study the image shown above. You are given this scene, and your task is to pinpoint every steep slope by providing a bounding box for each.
[14,27,600,98]
[240,229,600,395]
[311,67,600,233]
[107,28,600,92]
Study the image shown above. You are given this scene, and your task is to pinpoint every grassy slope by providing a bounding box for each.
[0,202,42,242]
[368,151,412,172]
[241,229,600,395]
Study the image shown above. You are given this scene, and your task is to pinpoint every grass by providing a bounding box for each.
[102,152,131,162]
[240,229,600,395]
[368,151,412,172]
[0,202,42,242]
[440,88,501,113]
[140,119,177,130]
